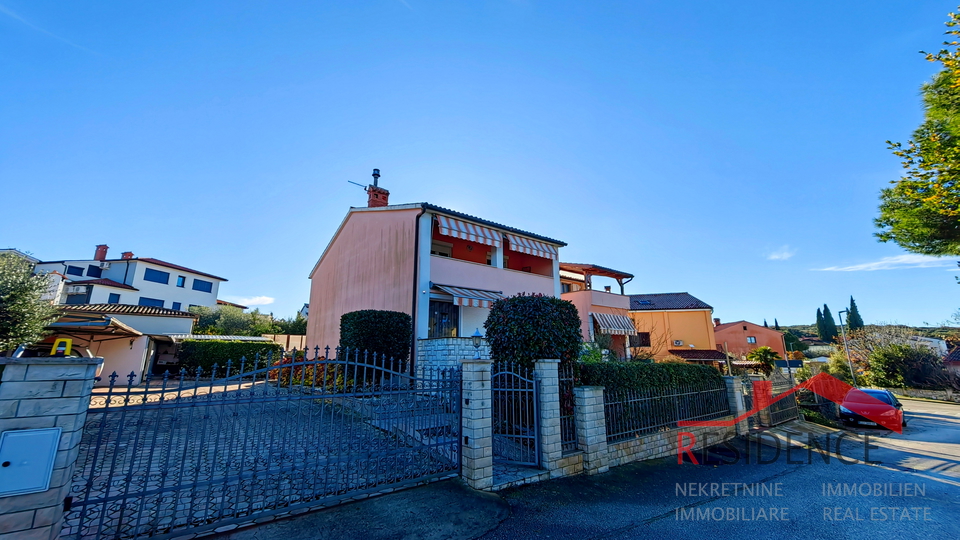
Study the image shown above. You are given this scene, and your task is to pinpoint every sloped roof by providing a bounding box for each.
[629,292,712,311]
[714,320,781,333]
[668,349,728,360]
[945,347,960,365]
[420,203,566,246]
[72,278,138,291]
[60,304,198,319]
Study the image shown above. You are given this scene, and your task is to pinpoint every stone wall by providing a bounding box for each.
[417,338,490,375]
[886,387,959,403]
[607,420,737,468]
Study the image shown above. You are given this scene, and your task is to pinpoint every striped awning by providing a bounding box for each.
[505,233,559,260]
[436,215,502,247]
[591,312,637,336]
[434,284,504,309]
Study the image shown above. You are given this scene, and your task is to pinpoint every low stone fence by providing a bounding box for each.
[417,338,491,379]
[459,360,746,491]
[886,387,959,403]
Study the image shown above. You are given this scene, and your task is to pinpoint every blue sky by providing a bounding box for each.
[2,1,958,327]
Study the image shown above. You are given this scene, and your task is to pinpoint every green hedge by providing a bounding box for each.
[339,310,412,361]
[177,340,284,373]
[578,361,723,394]
[484,293,583,368]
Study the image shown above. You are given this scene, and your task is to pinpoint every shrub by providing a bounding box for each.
[868,343,945,388]
[484,293,583,368]
[579,360,723,394]
[800,407,839,429]
[177,340,284,374]
[339,310,412,362]
[659,355,688,364]
[270,355,345,389]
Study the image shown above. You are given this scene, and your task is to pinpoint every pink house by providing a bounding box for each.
[307,171,565,358]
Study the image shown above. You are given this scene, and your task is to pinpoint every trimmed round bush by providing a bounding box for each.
[483,293,583,368]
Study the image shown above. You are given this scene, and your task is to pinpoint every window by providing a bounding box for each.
[172,302,182,311]
[138,297,164,308]
[561,283,572,293]
[630,332,651,347]
[86,265,102,278]
[427,300,459,338]
[66,265,84,276]
[192,279,213,293]
[430,241,452,258]
[143,268,170,284]
[188,304,200,309]
[176,276,186,287]
[747,336,757,344]
[107,293,120,304]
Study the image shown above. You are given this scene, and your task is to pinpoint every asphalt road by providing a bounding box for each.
[481,398,960,540]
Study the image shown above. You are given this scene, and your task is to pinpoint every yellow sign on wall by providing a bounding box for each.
[49,338,72,357]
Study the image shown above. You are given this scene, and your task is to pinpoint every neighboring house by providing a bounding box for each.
[626,292,727,364]
[713,319,788,358]
[908,336,949,357]
[42,303,197,385]
[217,299,249,310]
[0,248,40,264]
[299,303,309,319]
[559,263,637,358]
[307,172,565,357]
[944,348,960,375]
[33,244,227,311]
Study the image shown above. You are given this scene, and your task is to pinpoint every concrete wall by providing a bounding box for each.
[715,321,787,358]
[628,309,718,359]
[307,207,421,350]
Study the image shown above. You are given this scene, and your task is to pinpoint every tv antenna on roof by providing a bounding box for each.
[347,169,381,189]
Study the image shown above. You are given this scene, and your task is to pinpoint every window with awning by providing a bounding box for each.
[436,215,502,247]
[433,284,504,309]
[505,233,559,260]
[591,312,637,336]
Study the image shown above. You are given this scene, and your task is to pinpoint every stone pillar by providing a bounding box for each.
[534,359,562,474]
[0,356,102,540]
[574,386,609,474]
[460,358,493,490]
[723,376,749,435]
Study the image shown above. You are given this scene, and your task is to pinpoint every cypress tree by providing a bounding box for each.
[822,304,839,342]
[847,296,865,331]
[816,308,825,340]
[774,319,780,330]
[763,319,768,328]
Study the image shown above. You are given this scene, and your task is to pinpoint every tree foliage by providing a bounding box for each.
[877,8,960,256]
[484,293,583,368]
[746,346,780,376]
[0,254,58,351]
[820,304,839,343]
[847,296,865,331]
[339,310,412,362]
[868,344,945,389]
[189,305,282,336]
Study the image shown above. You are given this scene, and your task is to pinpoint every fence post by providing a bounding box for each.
[0,356,102,540]
[723,376,748,435]
[460,358,493,490]
[574,386,609,474]
[534,359,562,475]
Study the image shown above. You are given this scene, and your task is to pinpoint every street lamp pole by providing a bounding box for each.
[838,309,858,388]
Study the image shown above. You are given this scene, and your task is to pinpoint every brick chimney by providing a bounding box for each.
[713,318,721,327]
[94,244,109,261]
[366,168,389,208]
[121,251,134,260]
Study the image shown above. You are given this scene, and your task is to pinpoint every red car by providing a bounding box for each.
[838,388,906,429]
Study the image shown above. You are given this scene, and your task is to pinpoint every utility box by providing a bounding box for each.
[0,427,62,498]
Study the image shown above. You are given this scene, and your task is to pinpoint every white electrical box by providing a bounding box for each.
[0,428,62,498]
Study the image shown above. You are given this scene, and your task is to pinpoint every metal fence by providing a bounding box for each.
[559,362,577,454]
[604,379,731,443]
[64,347,461,540]
[767,371,800,426]
[491,361,540,467]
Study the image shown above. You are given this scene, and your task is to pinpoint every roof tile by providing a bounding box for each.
[629,292,712,311]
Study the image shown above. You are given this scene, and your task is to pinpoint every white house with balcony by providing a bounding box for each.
[306,171,564,363]
[33,245,226,311]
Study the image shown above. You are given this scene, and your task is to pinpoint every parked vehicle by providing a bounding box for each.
[11,343,95,359]
[839,388,906,429]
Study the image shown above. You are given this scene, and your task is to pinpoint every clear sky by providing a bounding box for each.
[2,1,958,327]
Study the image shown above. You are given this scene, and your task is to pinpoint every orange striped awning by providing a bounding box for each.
[505,233,559,260]
[436,215,502,247]
[434,284,504,309]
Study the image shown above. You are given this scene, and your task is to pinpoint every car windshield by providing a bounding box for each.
[845,390,893,405]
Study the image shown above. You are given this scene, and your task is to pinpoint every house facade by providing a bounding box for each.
[627,292,727,364]
[307,174,564,358]
[713,319,788,358]
[560,263,636,358]
[33,245,226,311]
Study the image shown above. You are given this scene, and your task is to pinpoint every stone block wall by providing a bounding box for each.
[607,421,736,468]
[0,356,102,540]
[418,338,490,376]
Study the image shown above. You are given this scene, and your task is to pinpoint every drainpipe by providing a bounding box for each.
[409,206,427,371]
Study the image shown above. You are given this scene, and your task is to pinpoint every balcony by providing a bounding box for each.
[430,256,555,298]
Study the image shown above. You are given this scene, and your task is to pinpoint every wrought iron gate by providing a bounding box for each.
[767,371,800,426]
[491,361,540,467]
[63,348,461,540]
